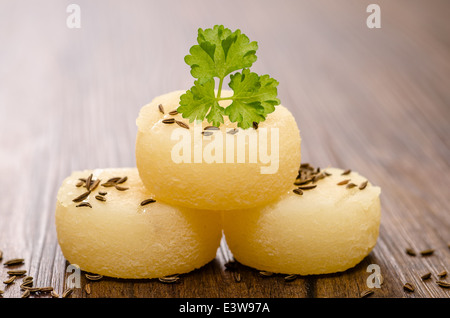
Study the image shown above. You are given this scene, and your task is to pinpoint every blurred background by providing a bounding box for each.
[1,0,448,176]
[0,0,449,298]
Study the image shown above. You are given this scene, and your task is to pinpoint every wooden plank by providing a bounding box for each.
[0,0,449,299]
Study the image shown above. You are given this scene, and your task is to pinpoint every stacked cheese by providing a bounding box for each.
[55,168,222,279]
[55,90,380,278]
[135,90,301,210]
[223,166,381,275]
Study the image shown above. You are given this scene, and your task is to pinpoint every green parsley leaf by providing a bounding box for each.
[178,25,279,128]
[185,25,258,83]
[255,74,281,114]
[225,69,280,129]
[178,79,225,127]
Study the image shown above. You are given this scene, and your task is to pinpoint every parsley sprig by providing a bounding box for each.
[177,25,280,129]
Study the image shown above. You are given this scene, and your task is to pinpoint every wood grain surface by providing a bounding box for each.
[0,0,449,300]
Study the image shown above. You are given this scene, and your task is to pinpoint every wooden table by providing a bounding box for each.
[0,0,449,301]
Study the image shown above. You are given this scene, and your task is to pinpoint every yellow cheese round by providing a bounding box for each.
[222,167,381,275]
[135,90,301,210]
[55,168,222,279]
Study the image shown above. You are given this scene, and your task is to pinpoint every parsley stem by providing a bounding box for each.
[216,77,224,99]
